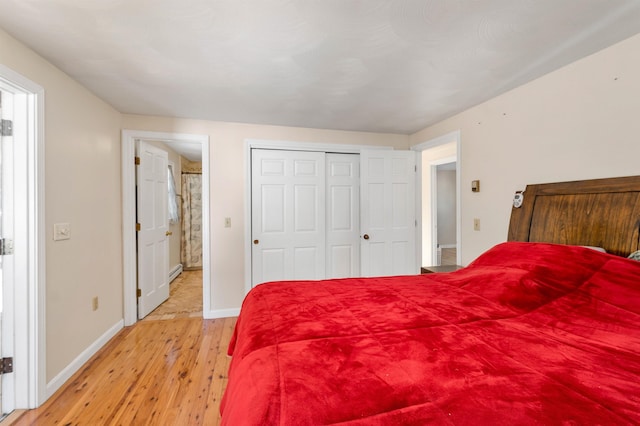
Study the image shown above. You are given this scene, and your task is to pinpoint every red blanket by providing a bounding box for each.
[221,242,640,425]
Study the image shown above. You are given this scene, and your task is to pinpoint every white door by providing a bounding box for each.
[251,149,325,286]
[0,90,10,415]
[360,150,416,276]
[136,140,170,319]
[326,153,360,278]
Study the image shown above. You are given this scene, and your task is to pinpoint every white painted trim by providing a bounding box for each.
[121,130,210,326]
[45,320,123,399]
[206,308,241,319]
[411,130,462,267]
[243,139,394,294]
[439,244,457,249]
[0,64,46,408]
[430,164,438,265]
[412,130,460,151]
[429,155,457,265]
[169,264,183,283]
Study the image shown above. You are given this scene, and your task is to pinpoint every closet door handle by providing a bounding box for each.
[165,231,173,236]
[363,234,370,240]
[253,239,259,245]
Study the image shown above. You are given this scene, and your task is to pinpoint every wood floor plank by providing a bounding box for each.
[12,316,237,426]
[172,318,226,424]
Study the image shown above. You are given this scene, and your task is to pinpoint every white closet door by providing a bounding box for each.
[326,153,360,278]
[251,149,325,286]
[360,150,416,277]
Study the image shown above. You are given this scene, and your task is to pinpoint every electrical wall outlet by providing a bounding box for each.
[92,296,99,311]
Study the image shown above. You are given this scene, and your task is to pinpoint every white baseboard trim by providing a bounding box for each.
[169,263,183,283]
[439,244,457,249]
[204,308,240,319]
[45,319,124,399]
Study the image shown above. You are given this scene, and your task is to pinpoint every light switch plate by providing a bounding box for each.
[53,223,70,241]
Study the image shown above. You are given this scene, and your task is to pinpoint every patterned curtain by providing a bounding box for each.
[181,173,203,269]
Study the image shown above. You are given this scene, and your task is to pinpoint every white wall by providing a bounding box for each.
[420,142,457,265]
[0,28,123,383]
[411,33,640,265]
[121,115,409,312]
[437,169,457,246]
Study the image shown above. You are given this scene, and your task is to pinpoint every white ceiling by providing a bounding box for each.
[1,0,640,137]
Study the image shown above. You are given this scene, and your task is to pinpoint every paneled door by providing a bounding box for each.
[251,149,326,286]
[360,150,416,276]
[325,153,360,278]
[0,89,10,416]
[136,140,170,319]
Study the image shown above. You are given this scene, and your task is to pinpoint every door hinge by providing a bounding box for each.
[0,238,14,255]
[134,156,140,165]
[1,119,12,137]
[1,357,13,374]
[137,289,142,298]
[136,223,141,232]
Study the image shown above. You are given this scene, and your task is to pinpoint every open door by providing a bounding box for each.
[360,150,416,276]
[136,140,170,319]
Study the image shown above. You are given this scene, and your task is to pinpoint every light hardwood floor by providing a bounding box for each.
[10,271,236,425]
[441,247,457,265]
[144,269,203,321]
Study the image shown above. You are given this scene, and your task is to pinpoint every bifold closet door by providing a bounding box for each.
[326,153,360,278]
[251,149,326,286]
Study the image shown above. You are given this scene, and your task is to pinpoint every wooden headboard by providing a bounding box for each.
[508,175,640,257]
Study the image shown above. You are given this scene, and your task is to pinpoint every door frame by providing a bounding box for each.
[430,158,457,265]
[0,64,46,408]
[411,130,461,267]
[244,139,392,295]
[121,130,210,326]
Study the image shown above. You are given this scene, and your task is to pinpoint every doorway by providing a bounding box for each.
[412,131,461,268]
[0,64,45,410]
[122,130,210,326]
[138,139,204,320]
[434,161,457,265]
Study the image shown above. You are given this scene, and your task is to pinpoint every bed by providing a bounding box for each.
[221,175,640,425]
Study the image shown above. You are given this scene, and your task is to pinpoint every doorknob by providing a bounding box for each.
[253,239,259,245]
[363,234,370,240]
[166,231,173,236]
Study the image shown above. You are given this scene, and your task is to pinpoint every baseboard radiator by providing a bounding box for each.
[169,263,183,283]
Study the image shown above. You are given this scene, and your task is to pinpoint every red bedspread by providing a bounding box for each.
[221,242,640,425]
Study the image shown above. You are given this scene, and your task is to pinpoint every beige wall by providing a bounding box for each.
[122,114,409,311]
[411,33,640,265]
[0,28,123,382]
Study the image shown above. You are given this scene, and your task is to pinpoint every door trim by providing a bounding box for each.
[411,130,461,267]
[430,157,457,265]
[244,139,393,295]
[0,64,45,408]
[121,130,210,325]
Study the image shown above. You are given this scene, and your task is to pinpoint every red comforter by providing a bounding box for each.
[221,242,640,425]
